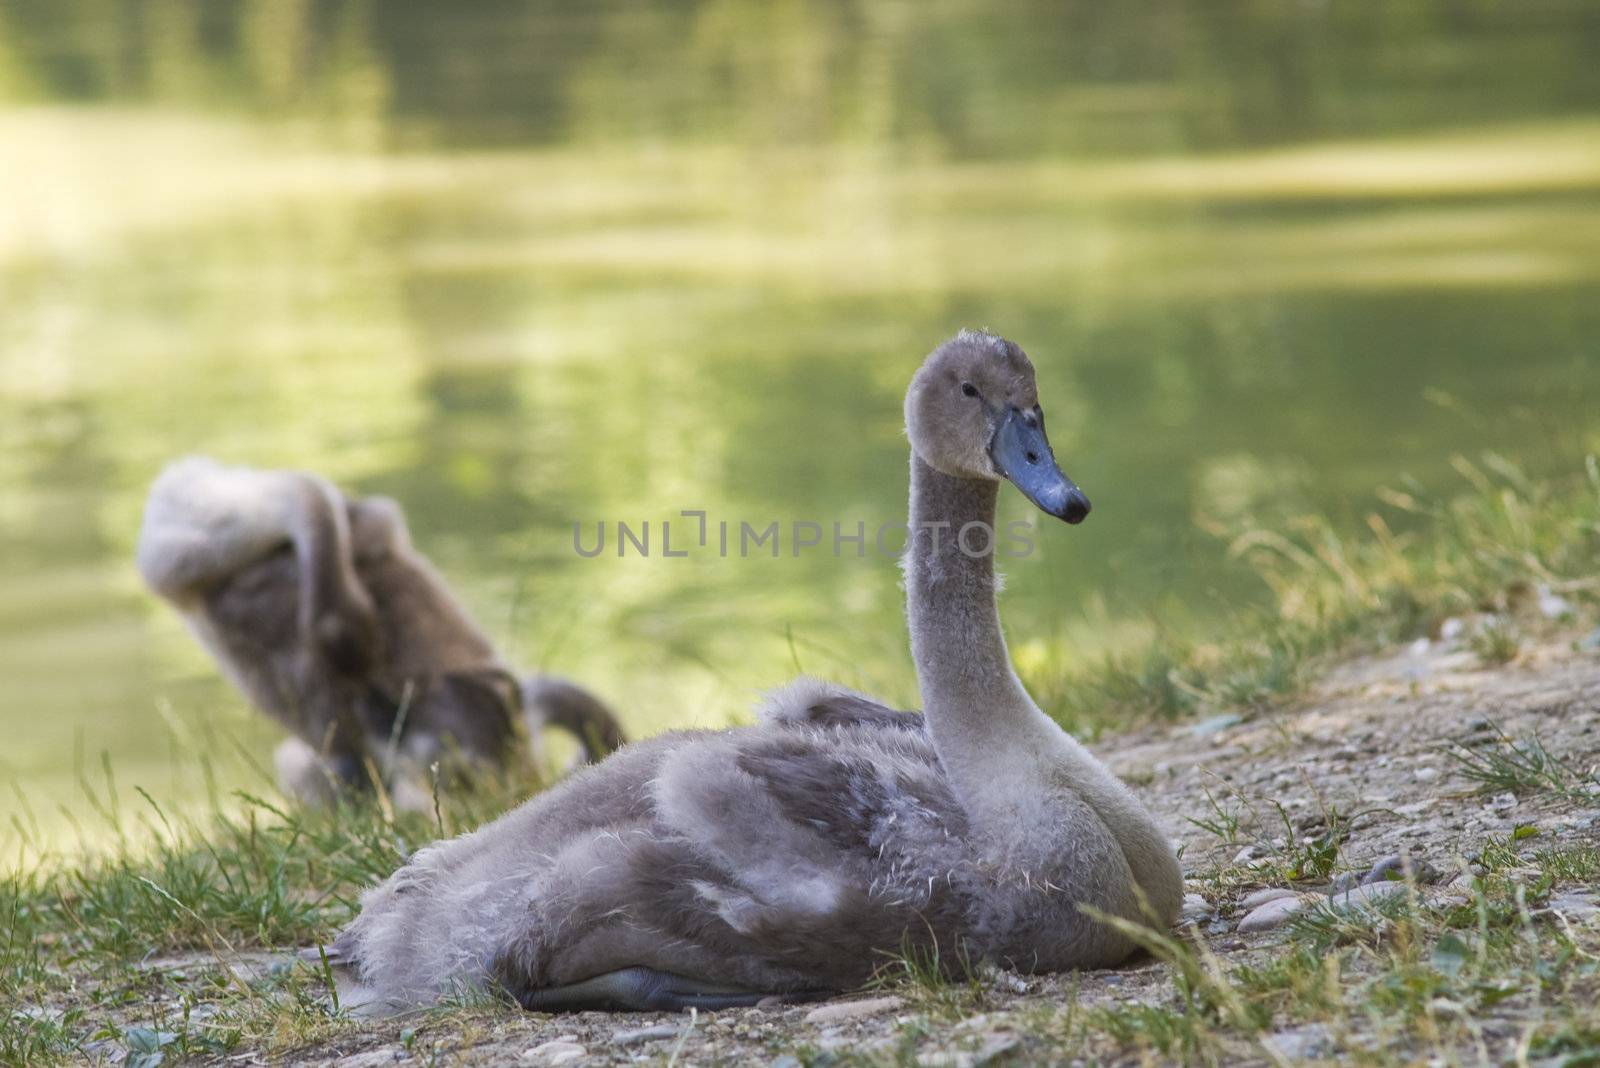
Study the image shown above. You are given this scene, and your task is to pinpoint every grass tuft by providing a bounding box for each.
[1468,617,1522,665]
[869,933,988,1019]
[1441,725,1599,802]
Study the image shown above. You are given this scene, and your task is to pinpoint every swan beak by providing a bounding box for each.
[989,407,1091,524]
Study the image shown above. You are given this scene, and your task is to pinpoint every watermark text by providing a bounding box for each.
[572,511,1037,559]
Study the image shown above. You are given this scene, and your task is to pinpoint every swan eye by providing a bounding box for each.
[960,382,978,397]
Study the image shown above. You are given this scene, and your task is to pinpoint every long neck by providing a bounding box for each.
[905,456,1059,829]
[904,455,1171,883]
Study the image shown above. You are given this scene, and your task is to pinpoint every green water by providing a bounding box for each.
[2,2,1598,858]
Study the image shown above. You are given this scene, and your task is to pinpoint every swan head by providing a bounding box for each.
[905,330,1091,524]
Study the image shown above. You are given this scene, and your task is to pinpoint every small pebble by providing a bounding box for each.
[1232,844,1262,865]
[522,1040,587,1065]
[1178,893,1210,924]
[1264,1023,1333,1061]
[1190,713,1244,737]
[1537,586,1574,620]
[612,1024,681,1047]
[803,995,904,1025]
[1330,881,1408,909]
[1414,766,1440,782]
[1329,872,1361,896]
[992,971,1029,994]
[1238,894,1314,933]
[919,1033,1021,1068]
[1440,617,1466,641]
[337,1051,405,1068]
[1240,887,1297,910]
[1545,892,1599,923]
[1364,854,1440,886]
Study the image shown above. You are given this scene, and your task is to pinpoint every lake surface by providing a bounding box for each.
[2,1,1598,860]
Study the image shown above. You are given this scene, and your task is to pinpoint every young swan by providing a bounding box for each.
[320,331,1181,1012]
[136,458,625,806]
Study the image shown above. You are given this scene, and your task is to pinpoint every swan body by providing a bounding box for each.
[324,331,1182,1011]
[136,458,625,805]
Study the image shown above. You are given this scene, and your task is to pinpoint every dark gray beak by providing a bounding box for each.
[988,407,1091,524]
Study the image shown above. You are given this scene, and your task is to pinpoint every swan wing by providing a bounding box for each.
[754,676,925,732]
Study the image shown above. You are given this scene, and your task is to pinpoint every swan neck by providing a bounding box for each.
[902,454,1182,921]
[905,457,1015,704]
[905,456,1053,821]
